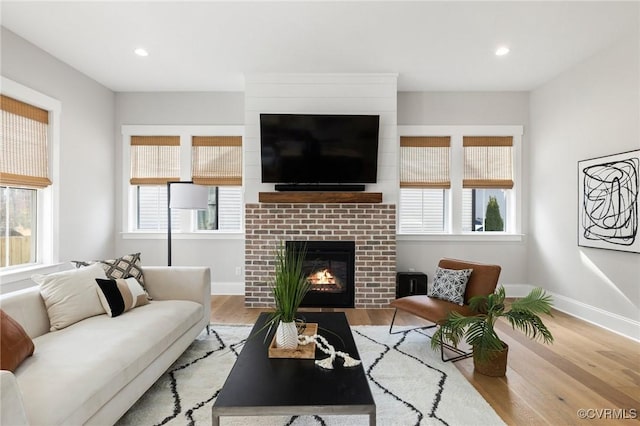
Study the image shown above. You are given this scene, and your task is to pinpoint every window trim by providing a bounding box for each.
[0,77,60,278]
[121,125,244,237]
[398,125,523,238]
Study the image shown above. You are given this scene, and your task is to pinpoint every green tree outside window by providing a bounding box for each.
[484,196,504,231]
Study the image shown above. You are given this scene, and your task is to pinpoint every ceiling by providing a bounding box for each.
[1,1,638,92]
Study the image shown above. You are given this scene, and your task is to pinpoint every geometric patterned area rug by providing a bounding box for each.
[116,325,505,426]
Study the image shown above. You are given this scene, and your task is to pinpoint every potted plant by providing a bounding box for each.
[269,242,310,349]
[431,286,554,376]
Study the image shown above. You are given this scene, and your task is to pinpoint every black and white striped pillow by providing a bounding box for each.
[95,277,150,317]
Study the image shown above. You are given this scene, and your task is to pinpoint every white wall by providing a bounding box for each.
[399,92,530,126]
[529,27,640,338]
[244,73,398,204]
[1,28,115,292]
[114,92,245,292]
[396,92,530,287]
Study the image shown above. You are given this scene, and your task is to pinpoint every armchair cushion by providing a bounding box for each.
[428,267,473,305]
[390,295,474,324]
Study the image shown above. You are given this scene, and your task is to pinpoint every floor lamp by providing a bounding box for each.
[167,181,209,266]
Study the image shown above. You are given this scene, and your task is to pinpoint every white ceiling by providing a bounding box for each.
[1,1,638,92]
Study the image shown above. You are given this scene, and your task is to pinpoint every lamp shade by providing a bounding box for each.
[169,183,209,210]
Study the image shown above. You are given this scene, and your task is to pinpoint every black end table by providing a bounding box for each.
[212,312,376,425]
[396,272,428,298]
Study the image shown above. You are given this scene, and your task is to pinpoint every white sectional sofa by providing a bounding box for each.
[0,266,211,426]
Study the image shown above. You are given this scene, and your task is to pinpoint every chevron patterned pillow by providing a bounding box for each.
[72,253,149,298]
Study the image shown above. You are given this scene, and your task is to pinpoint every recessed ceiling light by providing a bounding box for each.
[134,48,149,57]
[495,46,510,56]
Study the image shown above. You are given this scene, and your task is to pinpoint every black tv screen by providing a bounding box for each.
[260,113,380,184]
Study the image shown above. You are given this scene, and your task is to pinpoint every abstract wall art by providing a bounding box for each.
[578,149,639,253]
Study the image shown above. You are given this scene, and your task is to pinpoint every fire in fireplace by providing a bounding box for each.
[307,268,342,289]
[287,240,355,308]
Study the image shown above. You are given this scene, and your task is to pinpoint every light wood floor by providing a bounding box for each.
[211,295,640,425]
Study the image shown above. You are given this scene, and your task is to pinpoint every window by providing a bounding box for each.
[191,135,243,232]
[129,135,181,231]
[462,189,508,232]
[399,136,451,188]
[399,188,447,233]
[196,186,243,231]
[399,136,450,234]
[1,187,37,267]
[137,185,179,231]
[462,136,514,233]
[1,88,58,270]
[123,126,244,234]
[398,126,522,236]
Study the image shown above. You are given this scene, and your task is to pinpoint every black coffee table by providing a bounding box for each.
[212,312,376,425]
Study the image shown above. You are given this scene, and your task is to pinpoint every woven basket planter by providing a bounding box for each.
[473,342,509,377]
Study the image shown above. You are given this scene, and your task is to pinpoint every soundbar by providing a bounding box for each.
[274,184,366,192]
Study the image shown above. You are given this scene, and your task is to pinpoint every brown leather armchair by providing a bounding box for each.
[389,258,501,362]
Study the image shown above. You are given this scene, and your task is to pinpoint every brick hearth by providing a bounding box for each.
[245,203,396,308]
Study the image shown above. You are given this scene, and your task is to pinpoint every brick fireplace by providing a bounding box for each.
[245,202,396,308]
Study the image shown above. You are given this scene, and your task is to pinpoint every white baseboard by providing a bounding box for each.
[211,282,245,296]
[504,283,639,342]
[550,292,639,342]
[503,283,533,298]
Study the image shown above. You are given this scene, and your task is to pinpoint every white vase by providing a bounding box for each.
[275,321,298,349]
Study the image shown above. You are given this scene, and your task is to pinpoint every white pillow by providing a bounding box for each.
[33,263,107,331]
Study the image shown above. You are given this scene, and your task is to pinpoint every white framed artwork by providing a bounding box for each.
[578,149,639,253]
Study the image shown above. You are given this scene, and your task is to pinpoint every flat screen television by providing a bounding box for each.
[260,113,380,185]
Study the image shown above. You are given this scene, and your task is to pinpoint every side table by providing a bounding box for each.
[396,272,427,298]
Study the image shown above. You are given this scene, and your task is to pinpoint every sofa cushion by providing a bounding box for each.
[15,299,202,426]
[72,253,148,296]
[33,263,107,331]
[0,310,35,372]
[95,277,149,317]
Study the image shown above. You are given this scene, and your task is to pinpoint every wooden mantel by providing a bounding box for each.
[258,192,383,204]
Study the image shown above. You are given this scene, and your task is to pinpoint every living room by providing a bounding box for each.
[1,1,638,425]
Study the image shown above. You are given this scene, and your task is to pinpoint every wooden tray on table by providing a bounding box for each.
[268,323,318,359]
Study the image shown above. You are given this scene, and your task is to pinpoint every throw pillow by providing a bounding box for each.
[0,310,35,372]
[33,263,108,331]
[72,252,149,297]
[428,267,473,306]
[95,277,150,317]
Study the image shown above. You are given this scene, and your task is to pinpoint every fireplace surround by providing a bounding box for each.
[245,202,396,308]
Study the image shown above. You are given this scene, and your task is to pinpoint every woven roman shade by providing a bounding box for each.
[191,136,242,186]
[1,95,51,188]
[130,136,180,185]
[463,136,513,189]
[400,136,451,188]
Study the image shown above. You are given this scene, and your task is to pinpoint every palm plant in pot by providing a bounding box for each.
[431,286,554,376]
[269,242,310,349]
